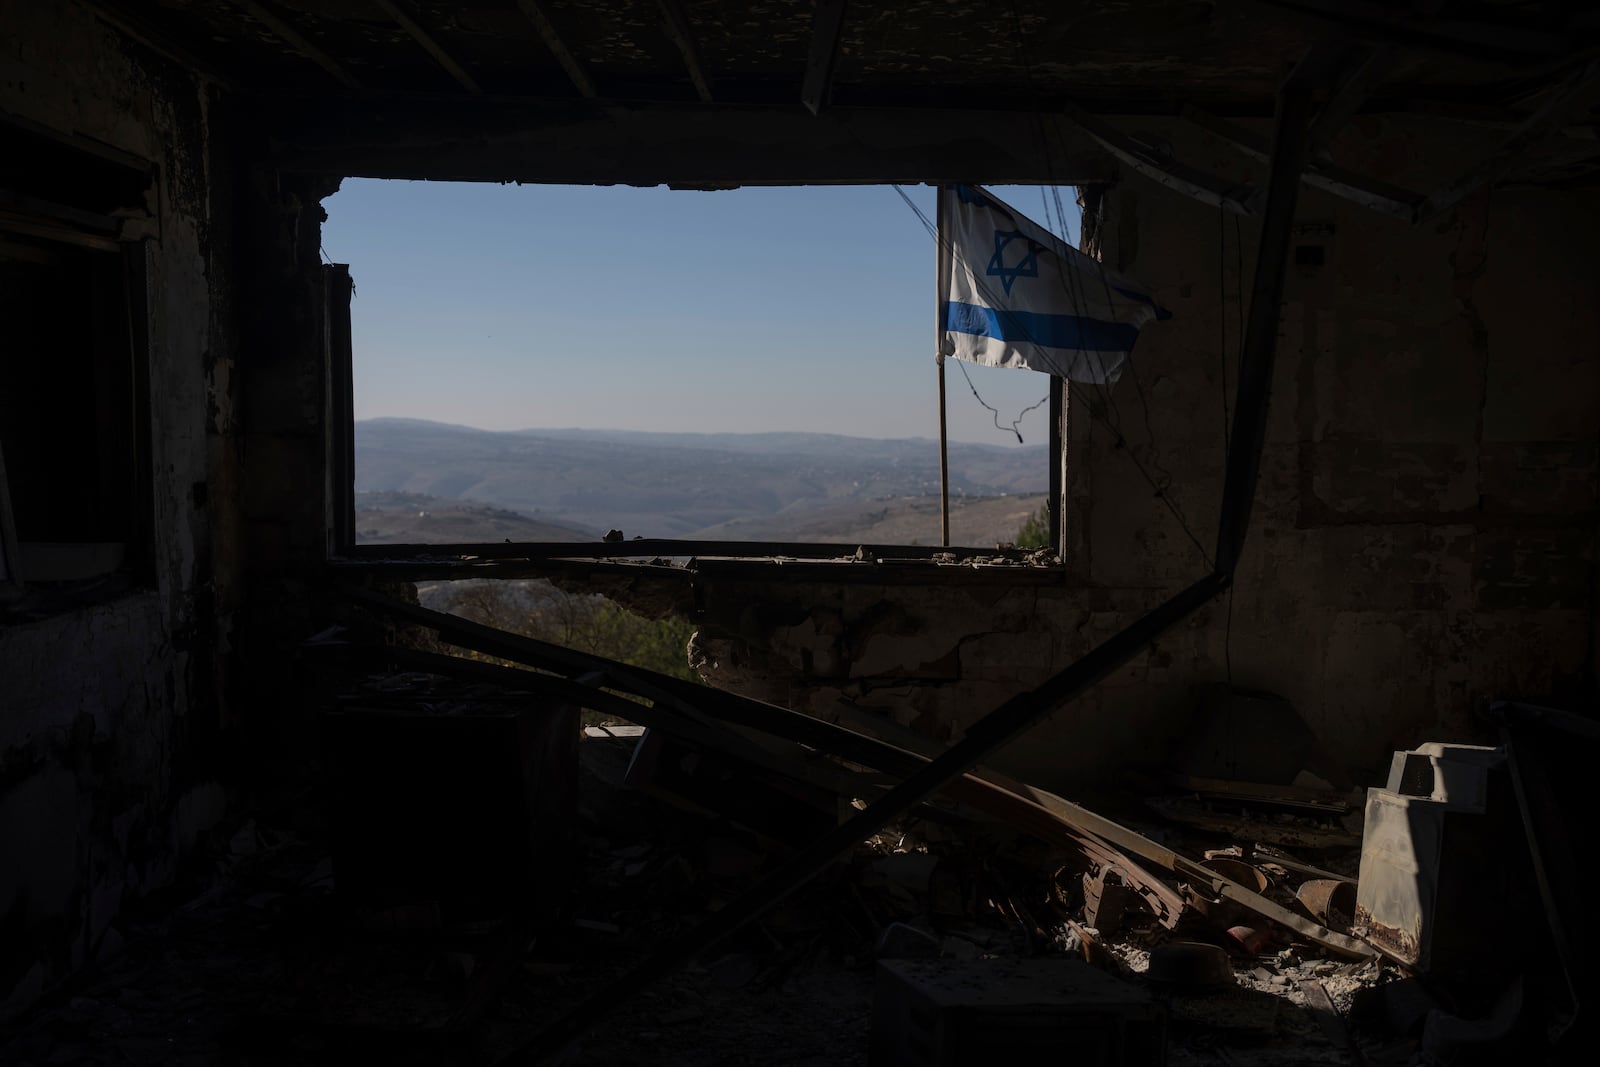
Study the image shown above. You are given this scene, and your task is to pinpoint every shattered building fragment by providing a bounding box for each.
[2,2,1597,1064]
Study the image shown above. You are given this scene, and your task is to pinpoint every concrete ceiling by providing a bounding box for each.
[84,2,1600,190]
[94,1,1599,114]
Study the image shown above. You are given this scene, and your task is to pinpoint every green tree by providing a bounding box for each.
[1015,505,1050,548]
[430,579,698,683]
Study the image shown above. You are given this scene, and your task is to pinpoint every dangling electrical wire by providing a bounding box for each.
[953,359,1048,443]
[997,0,1213,568]
[889,179,1213,567]
[892,184,1049,445]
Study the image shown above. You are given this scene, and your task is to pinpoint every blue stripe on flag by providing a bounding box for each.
[942,300,1140,352]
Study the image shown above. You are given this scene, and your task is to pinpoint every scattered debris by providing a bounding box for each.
[57,601,1552,1066]
[1083,864,1137,935]
[1297,878,1356,931]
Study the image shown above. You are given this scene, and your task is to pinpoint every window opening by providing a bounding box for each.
[324,181,1081,557]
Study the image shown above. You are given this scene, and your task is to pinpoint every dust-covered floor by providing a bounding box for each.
[0,720,1507,1067]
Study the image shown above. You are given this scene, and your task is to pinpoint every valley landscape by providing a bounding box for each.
[356,418,1047,548]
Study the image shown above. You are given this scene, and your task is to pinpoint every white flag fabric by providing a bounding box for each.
[937,184,1167,384]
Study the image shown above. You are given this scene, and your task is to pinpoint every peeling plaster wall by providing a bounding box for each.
[693,117,1598,792]
[0,1,239,1019]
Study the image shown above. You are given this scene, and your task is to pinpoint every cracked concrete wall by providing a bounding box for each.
[694,116,1597,793]
[0,1,241,1019]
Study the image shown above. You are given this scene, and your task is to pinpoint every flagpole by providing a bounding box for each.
[1048,374,1063,558]
[938,354,950,547]
[935,185,951,548]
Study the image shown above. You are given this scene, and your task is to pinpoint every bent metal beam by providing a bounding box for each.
[494,68,1322,1066]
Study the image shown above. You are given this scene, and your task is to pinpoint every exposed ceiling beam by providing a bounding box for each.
[1417,58,1600,220]
[657,0,713,103]
[801,0,849,116]
[267,101,1117,186]
[1182,104,1422,220]
[236,0,362,92]
[1213,53,1318,575]
[1306,45,1396,158]
[371,0,481,95]
[1059,101,1258,214]
[513,0,597,99]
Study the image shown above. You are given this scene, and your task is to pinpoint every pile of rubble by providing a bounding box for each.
[3,590,1579,1066]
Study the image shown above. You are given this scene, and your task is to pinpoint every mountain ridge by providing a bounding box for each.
[356,417,1046,542]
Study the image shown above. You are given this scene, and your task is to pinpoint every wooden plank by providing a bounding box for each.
[1247,844,1347,882]
[513,0,596,99]
[372,0,482,94]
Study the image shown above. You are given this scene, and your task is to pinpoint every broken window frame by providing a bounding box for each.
[0,115,158,606]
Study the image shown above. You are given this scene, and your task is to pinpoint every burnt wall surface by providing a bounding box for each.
[0,1,238,1019]
[694,118,1598,791]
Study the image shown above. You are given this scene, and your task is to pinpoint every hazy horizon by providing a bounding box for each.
[356,413,1042,448]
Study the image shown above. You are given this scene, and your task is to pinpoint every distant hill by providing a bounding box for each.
[355,491,594,544]
[691,493,1047,547]
[355,418,1046,541]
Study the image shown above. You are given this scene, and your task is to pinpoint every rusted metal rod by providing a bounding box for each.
[499,63,1321,1065]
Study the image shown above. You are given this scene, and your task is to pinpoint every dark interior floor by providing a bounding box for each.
[0,714,1492,1067]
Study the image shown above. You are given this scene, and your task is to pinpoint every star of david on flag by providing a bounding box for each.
[987,230,1040,295]
[937,184,1169,384]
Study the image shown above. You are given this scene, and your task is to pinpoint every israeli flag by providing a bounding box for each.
[938,185,1168,385]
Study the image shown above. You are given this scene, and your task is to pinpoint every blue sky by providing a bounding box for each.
[322,180,1079,446]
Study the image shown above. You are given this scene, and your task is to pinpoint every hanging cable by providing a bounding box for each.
[893,183,1057,445]
[889,180,1213,569]
[995,0,1212,568]
[953,360,1048,444]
